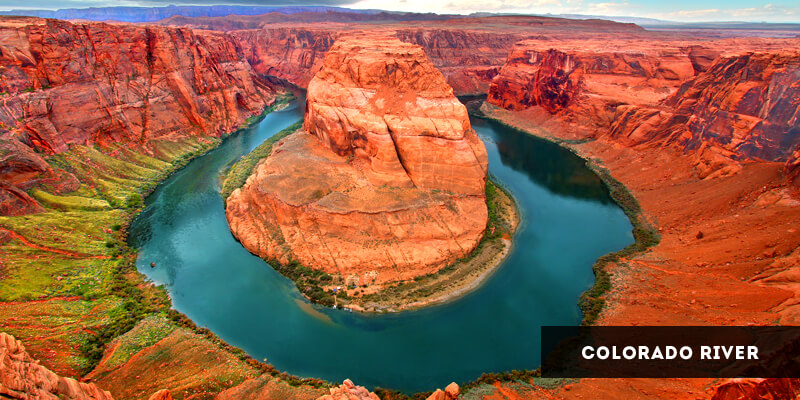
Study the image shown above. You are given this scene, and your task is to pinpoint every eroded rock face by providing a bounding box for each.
[0,332,114,399]
[487,39,699,113]
[304,35,488,195]
[710,378,800,400]
[226,34,488,283]
[0,17,275,154]
[316,379,379,400]
[488,39,800,180]
[666,52,800,162]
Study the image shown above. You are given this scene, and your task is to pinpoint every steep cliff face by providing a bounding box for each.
[230,26,520,95]
[0,18,274,153]
[231,27,336,88]
[395,29,520,94]
[488,39,800,180]
[0,16,276,215]
[487,40,699,113]
[226,35,488,284]
[303,35,488,194]
[0,332,114,399]
[665,52,800,162]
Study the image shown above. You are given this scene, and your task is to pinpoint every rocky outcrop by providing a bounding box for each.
[226,34,488,284]
[316,379,379,400]
[426,382,459,400]
[0,332,113,399]
[710,378,800,400]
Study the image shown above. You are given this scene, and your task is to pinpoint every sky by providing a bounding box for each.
[0,0,798,22]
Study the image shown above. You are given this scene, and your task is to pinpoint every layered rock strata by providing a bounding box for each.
[0,16,276,215]
[226,35,488,283]
[488,39,800,180]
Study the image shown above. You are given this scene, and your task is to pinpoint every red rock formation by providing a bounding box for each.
[0,16,277,215]
[0,332,114,399]
[665,52,800,162]
[710,378,800,400]
[487,39,698,113]
[231,27,336,88]
[316,379,379,400]
[226,34,488,284]
[488,39,800,179]
[426,382,459,400]
[0,17,274,153]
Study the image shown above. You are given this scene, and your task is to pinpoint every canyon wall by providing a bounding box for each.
[226,34,488,284]
[0,16,277,215]
[488,39,800,180]
[230,26,523,94]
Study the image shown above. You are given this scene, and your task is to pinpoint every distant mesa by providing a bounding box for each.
[225,34,489,285]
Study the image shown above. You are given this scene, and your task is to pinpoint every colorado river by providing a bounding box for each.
[129,98,633,392]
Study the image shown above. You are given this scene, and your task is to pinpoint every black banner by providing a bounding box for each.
[541,326,800,378]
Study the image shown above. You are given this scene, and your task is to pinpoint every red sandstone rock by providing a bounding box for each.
[425,382,459,400]
[147,389,173,400]
[0,17,275,154]
[226,34,488,283]
[710,378,800,400]
[488,39,800,180]
[316,379,379,400]
[0,332,114,399]
[487,39,698,113]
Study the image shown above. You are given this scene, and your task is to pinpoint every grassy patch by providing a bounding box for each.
[220,120,303,200]
[30,189,111,211]
[101,315,176,370]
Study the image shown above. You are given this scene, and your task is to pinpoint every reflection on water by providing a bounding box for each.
[130,99,633,393]
[476,118,612,204]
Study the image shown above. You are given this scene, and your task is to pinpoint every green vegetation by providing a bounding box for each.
[99,315,176,370]
[221,119,303,200]
[578,166,660,325]
[30,189,112,211]
[0,93,326,394]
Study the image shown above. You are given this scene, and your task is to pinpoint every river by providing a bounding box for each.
[129,98,633,392]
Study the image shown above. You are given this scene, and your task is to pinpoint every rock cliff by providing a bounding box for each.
[226,34,488,284]
[488,39,800,180]
[0,332,114,399]
[230,25,523,95]
[0,16,277,215]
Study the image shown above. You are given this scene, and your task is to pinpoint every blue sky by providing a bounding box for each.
[0,0,798,22]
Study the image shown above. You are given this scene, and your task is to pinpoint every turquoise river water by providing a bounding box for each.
[129,98,633,392]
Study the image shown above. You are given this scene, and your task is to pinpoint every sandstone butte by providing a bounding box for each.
[226,34,489,284]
